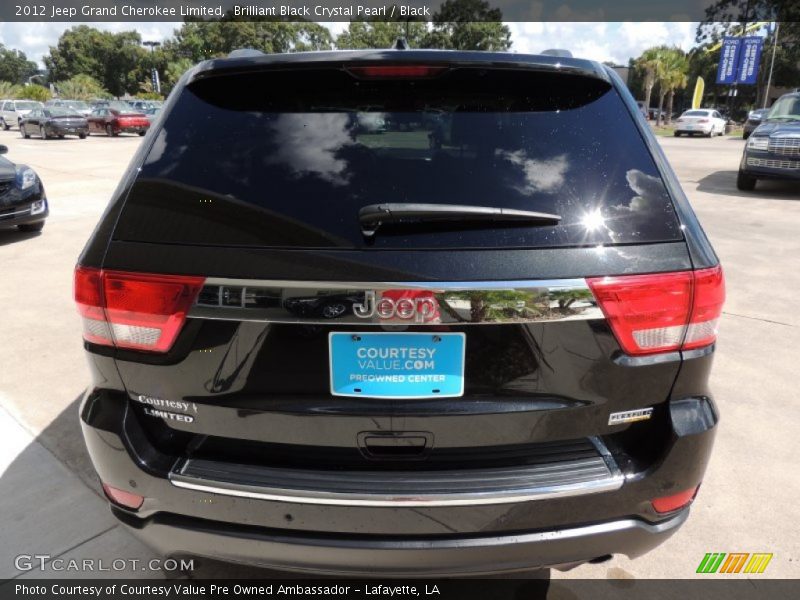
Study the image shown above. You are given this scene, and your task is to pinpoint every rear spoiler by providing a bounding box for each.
[188,49,610,85]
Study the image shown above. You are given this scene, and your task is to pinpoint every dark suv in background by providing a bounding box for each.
[75,48,724,576]
[738,91,800,190]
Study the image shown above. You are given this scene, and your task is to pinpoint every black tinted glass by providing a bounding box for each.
[116,67,682,249]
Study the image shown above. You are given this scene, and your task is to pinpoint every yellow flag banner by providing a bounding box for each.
[692,77,705,109]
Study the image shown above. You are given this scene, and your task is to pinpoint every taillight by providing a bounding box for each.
[74,267,205,353]
[587,266,724,356]
[348,65,447,79]
[684,267,725,349]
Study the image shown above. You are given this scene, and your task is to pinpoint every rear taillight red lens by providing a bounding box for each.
[348,65,447,79]
[684,267,726,349]
[74,267,204,353]
[587,266,724,356]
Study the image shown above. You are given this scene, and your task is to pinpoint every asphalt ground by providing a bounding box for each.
[0,128,797,580]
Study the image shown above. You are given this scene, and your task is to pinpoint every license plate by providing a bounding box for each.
[685,125,693,130]
[329,332,465,399]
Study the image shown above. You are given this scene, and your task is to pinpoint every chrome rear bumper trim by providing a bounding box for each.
[169,445,624,507]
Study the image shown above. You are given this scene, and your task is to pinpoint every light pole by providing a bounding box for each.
[763,22,780,109]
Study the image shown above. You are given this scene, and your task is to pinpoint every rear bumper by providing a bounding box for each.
[79,383,717,574]
[49,125,88,135]
[115,507,688,576]
[675,126,712,134]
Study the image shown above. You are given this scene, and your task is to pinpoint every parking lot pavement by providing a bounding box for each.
[0,130,798,580]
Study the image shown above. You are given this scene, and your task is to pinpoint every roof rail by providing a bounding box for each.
[392,38,410,50]
[541,49,573,58]
[227,48,265,58]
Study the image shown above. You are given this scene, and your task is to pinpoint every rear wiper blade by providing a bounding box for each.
[358,203,561,237]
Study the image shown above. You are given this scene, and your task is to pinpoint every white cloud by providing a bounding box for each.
[507,21,697,65]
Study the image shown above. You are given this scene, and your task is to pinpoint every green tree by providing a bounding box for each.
[425,0,511,51]
[162,58,195,95]
[168,19,333,62]
[656,48,689,125]
[54,74,110,100]
[44,25,149,97]
[0,81,22,98]
[17,84,51,102]
[0,44,39,84]
[336,21,428,49]
[635,46,667,112]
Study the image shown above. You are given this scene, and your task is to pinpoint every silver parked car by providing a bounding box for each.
[45,99,92,117]
[0,99,44,130]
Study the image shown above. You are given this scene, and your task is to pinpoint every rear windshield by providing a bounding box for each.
[682,111,710,117]
[47,108,80,117]
[115,67,682,249]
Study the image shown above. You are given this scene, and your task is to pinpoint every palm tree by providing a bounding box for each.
[659,49,689,125]
[635,47,666,115]
[637,46,689,126]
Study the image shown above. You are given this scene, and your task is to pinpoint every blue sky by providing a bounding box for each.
[0,21,699,67]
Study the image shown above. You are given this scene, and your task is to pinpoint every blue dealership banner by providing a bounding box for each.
[737,37,764,84]
[716,37,741,84]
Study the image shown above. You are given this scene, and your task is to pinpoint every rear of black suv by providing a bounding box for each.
[75,50,723,576]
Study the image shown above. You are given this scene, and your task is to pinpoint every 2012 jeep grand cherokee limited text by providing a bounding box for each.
[75,49,724,576]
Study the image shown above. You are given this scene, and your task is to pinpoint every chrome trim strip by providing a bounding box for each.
[190,278,602,326]
[0,206,32,218]
[746,156,800,170]
[202,278,589,291]
[168,454,624,508]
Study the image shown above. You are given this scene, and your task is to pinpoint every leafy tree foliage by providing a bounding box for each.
[427,0,511,50]
[0,44,39,84]
[17,83,51,102]
[54,74,110,100]
[44,26,148,97]
[336,21,428,49]
[0,81,22,98]
[166,19,333,62]
[336,0,511,51]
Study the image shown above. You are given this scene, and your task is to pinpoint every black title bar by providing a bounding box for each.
[2,1,794,23]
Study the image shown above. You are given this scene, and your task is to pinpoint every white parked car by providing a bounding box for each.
[674,109,727,137]
[0,99,44,130]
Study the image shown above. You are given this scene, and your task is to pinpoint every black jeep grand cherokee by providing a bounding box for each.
[75,49,724,576]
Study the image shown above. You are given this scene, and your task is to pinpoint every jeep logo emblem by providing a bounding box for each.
[354,291,439,323]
